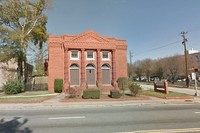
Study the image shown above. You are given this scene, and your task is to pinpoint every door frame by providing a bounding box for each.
[86,64,96,85]
[101,64,111,85]
[69,64,80,86]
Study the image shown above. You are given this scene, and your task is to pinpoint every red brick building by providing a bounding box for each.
[48,30,127,93]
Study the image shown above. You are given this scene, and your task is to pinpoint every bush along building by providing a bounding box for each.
[48,30,127,93]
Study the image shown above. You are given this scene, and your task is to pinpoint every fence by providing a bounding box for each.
[26,76,48,91]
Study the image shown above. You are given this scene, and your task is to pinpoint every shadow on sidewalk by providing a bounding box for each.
[0,117,32,133]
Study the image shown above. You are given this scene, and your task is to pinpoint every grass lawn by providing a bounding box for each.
[0,91,56,103]
[14,91,51,96]
[0,96,55,103]
[136,81,199,90]
[142,90,192,99]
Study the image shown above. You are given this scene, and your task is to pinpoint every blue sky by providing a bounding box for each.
[46,0,200,62]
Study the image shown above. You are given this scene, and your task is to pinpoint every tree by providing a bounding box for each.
[163,55,181,83]
[0,0,49,82]
[127,63,134,78]
[152,59,164,80]
[141,58,153,82]
[134,60,143,81]
[32,44,48,76]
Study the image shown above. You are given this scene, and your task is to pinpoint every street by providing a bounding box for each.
[1,104,200,133]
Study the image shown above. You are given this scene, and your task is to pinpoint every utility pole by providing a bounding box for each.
[129,51,133,78]
[129,51,133,64]
[181,32,189,88]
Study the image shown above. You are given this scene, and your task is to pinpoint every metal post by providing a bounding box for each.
[195,77,199,96]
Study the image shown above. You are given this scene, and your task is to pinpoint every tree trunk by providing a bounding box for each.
[24,58,27,84]
[17,51,24,82]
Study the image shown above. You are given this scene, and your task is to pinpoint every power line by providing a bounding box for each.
[131,25,200,58]
[146,40,182,52]
[134,40,182,56]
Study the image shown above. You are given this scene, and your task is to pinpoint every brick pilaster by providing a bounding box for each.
[97,49,102,89]
[112,49,117,89]
[64,47,69,93]
[81,49,86,89]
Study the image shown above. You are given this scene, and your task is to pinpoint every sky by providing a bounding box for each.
[46,0,200,62]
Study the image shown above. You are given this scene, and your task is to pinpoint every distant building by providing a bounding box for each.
[188,51,200,68]
[0,60,17,90]
[48,30,128,93]
[0,60,33,91]
[188,48,199,54]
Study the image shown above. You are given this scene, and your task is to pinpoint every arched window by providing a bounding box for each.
[86,64,95,69]
[102,64,110,69]
[70,64,79,69]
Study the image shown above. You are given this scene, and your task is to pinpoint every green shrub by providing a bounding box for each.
[82,89,100,99]
[129,83,142,96]
[117,77,128,95]
[110,89,121,98]
[3,79,24,94]
[54,79,63,93]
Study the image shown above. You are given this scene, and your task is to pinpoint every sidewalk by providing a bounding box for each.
[0,84,200,110]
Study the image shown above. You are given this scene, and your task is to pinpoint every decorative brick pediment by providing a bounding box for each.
[71,30,109,43]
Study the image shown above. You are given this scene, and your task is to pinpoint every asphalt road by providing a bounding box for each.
[1,104,200,133]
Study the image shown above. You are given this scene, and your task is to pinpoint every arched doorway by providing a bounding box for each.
[69,64,80,85]
[86,64,96,85]
[102,64,111,85]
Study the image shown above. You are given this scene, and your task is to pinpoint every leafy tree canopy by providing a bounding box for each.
[0,0,49,80]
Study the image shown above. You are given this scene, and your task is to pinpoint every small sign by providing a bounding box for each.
[191,73,196,80]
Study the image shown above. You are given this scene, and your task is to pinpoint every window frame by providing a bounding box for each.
[86,50,95,60]
[70,50,79,60]
[101,51,110,60]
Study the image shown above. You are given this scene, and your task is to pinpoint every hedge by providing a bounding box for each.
[82,89,100,99]
[54,79,63,93]
[110,89,121,98]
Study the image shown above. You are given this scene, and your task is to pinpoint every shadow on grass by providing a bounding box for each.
[0,117,32,133]
[125,93,135,97]
[108,93,137,98]
[107,95,112,98]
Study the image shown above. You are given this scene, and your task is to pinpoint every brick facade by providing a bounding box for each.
[48,30,127,93]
